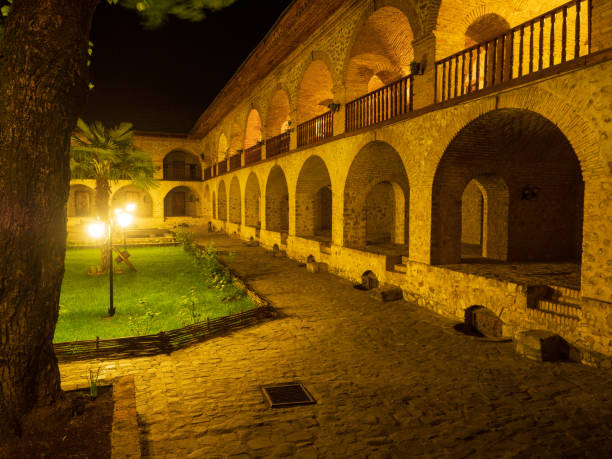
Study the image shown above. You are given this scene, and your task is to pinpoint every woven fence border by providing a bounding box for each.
[54,244,274,362]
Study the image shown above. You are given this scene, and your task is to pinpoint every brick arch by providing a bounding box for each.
[343,5,415,102]
[343,141,410,249]
[164,186,200,218]
[424,95,604,184]
[265,165,289,233]
[217,180,227,221]
[244,172,261,228]
[430,108,584,265]
[229,176,241,225]
[229,122,242,155]
[266,88,292,137]
[297,58,335,124]
[295,155,333,239]
[111,184,153,218]
[429,0,568,59]
[243,108,263,149]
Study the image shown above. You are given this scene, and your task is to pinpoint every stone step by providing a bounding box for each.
[527,307,580,328]
[401,255,410,264]
[392,263,407,274]
[320,244,331,255]
[548,285,581,305]
[536,300,581,319]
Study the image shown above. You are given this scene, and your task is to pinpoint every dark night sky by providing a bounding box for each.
[84,0,293,134]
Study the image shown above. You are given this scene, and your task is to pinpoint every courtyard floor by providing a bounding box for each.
[59,233,612,458]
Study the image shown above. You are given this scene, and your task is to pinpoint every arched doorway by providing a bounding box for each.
[164,186,200,217]
[431,108,584,265]
[343,141,409,251]
[265,166,289,233]
[163,150,202,181]
[244,109,263,150]
[67,185,95,218]
[297,59,334,124]
[111,185,153,217]
[295,156,332,241]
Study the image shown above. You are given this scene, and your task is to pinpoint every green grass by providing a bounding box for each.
[54,246,255,342]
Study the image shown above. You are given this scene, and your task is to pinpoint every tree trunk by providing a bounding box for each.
[0,0,100,439]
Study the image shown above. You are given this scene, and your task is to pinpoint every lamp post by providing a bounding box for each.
[88,204,135,317]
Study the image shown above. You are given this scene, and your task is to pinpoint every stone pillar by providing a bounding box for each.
[411,33,437,109]
[333,83,346,137]
[591,0,612,53]
[581,176,612,304]
[408,184,433,264]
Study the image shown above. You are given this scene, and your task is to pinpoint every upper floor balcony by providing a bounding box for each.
[203,0,601,181]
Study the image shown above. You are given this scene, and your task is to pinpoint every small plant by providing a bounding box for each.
[127,298,160,336]
[178,286,205,325]
[175,226,195,252]
[89,367,101,398]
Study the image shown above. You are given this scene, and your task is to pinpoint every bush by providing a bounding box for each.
[175,226,195,252]
[127,298,160,336]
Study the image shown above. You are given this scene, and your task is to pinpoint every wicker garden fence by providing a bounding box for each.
[54,245,274,362]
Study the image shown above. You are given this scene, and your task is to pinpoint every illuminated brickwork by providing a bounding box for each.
[69,0,612,361]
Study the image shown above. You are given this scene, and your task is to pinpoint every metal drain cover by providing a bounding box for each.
[262,383,316,408]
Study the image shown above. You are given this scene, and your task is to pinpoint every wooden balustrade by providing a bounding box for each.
[204,166,212,180]
[218,160,227,175]
[244,144,262,165]
[435,0,591,103]
[266,132,290,158]
[345,75,413,132]
[297,111,333,147]
[229,153,242,170]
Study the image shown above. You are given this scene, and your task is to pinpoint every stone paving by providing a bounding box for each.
[60,234,612,458]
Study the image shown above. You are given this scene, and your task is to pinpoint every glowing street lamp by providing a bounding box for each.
[87,204,136,317]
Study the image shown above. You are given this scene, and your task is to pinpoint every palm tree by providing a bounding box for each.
[70,118,156,271]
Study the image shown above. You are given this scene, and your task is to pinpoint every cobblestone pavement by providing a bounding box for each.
[60,234,612,458]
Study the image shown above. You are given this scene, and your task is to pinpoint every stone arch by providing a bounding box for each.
[245,172,261,228]
[344,6,414,102]
[67,184,95,218]
[229,176,242,225]
[460,175,509,260]
[163,149,202,181]
[343,141,410,249]
[218,133,228,161]
[295,155,333,240]
[267,88,292,137]
[265,166,289,233]
[431,108,584,265]
[111,184,153,217]
[217,180,227,221]
[164,186,200,217]
[297,59,335,124]
[244,109,263,149]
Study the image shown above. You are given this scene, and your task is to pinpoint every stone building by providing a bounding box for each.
[68,0,612,362]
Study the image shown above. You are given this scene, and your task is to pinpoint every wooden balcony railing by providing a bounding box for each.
[204,166,212,180]
[345,75,413,132]
[229,153,242,170]
[218,160,227,175]
[163,164,202,181]
[266,132,290,158]
[435,0,591,103]
[297,111,333,147]
[244,144,262,165]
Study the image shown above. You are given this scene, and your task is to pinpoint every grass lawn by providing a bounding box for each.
[54,246,255,342]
